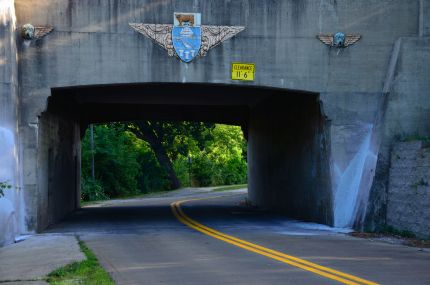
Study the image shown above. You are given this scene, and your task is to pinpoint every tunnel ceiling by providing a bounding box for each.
[47,83,319,125]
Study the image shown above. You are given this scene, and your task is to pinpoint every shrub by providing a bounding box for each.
[81,178,108,201]
[0,181,12,198]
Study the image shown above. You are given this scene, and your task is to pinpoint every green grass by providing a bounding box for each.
[46,239,115,285]
[381,225,417,239]
[80,200,101,207]
[399,135,430,143]
[213,184,248,192]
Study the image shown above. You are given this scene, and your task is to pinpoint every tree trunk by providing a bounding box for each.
[134,121,181,190]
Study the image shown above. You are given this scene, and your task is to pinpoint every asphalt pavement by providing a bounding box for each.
[45,188,430,285]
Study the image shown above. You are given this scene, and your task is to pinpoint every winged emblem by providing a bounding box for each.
[199,26,245,56]
[317,32,361,48]
[129,24,175,56]
[130,21,244,62]
[21,24,53,40]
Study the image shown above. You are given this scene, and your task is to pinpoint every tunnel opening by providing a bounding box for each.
[79,120,248,201]
[36,83,332,232]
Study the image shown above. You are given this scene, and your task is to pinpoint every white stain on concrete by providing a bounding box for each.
[333,124,374,228]
[0,0,16,26]
[0,127,18,246]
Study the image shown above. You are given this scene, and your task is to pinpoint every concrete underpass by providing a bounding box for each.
[1,0,426,238]
[38,83,331,231]
[1,0,430,283]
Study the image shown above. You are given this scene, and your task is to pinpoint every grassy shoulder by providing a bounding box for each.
[46,239,114,285]
[213,184,248,192]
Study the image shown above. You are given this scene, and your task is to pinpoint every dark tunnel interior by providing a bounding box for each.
[36,83,332,231]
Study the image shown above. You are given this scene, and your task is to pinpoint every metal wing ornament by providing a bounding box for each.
[317,32,361,48]
[21,24,53,40]
[130,23,245,62]
[129,24,175,56]
[344,35,361,47]
[34,26,54,39]
[316,34,334,46]
[199,26,245,56]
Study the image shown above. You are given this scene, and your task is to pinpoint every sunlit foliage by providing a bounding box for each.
[81,122,247,201]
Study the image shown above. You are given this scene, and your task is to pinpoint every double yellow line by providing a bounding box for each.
[171,198,379,285]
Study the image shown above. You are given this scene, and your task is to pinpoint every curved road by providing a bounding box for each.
[47,189,430,285]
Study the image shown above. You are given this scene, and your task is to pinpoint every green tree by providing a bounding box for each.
[81,124,142,200]
[129,121,214,189]
[81,122,247,202]
[174,124,247,187]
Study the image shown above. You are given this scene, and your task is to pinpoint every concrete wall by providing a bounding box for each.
[37,112,80,231]
[387,141,430,239]
[5,0,429,233]
[364,35,430,231]
[15,0,419,94]
[384,38,430,142]
[248,95,332,224]
[321,92,382,228]
[0,0,22,246]
[421,0,430,37]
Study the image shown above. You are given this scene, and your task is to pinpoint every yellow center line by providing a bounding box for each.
[170,197,379,285]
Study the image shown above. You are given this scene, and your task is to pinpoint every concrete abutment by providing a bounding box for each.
[248,95,332,225]
[36,112,81,231]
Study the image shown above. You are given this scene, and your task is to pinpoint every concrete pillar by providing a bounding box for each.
[37,112,81,230]
[0,0,22,245]
[248,95,332,225]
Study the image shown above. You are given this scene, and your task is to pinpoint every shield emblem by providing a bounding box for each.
[172,26,201,63]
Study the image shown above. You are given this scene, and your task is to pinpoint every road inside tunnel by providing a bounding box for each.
[36,83,332,232]
[44,188,430,285]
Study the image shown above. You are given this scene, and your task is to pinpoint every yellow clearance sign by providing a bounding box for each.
[231,63,255,81]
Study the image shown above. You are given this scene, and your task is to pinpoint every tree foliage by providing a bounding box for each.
[81,122,247,201]
[175,124,247,187]
[81,123,169,201]
[128,121,215,189]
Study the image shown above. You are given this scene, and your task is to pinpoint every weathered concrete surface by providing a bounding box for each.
[364,36,430,231]
[1,0,428,235]
[384,38,430,141]
[36,112,81,229]
[0,235,85,282]
[248,95,332,224]
[0,0,22,247]
[387,141,430,239]
[321,92,381,227]
[422,0,430,36]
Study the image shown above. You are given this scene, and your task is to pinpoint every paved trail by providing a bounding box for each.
[47,189,430,285]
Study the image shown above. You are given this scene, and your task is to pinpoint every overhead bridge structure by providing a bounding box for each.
[0,0,429,244]
[44,83,331,229]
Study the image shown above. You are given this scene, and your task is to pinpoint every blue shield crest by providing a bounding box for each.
[172,26,201,63]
